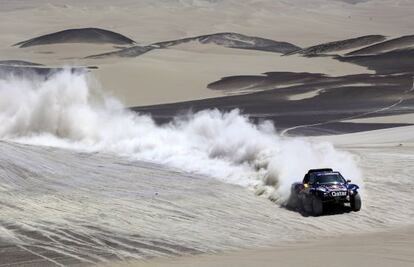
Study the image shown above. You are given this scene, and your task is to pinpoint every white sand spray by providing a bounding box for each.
[0,70,362,201]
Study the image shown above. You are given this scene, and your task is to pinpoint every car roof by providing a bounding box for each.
[315,171,340,176]
[307,168,333,174]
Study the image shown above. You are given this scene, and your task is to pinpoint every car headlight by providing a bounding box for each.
[316,187,327,192]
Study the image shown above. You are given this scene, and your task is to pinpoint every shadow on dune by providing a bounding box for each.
[338,48,414,74]
[132,71,414,135]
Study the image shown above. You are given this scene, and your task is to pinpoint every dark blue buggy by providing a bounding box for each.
[288,168,361,216]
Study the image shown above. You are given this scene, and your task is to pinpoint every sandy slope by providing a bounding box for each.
[0,132,413,265]
[103,124,414,267]
[116,226,414,267]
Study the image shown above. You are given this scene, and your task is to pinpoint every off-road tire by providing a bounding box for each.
[350,193,361,212]
[302,195,312,214]
[286,192,300,209]
[311,195,323,216]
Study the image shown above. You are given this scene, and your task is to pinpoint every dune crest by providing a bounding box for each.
[289,35,386,56]
[13,27,136,48]
[346,35,414,56]
[87,32,300,58]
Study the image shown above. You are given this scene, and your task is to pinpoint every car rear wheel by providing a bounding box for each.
[302,195,312,214]
[312,196,323,216]
[350,193,361,212]
[286,192,300,209]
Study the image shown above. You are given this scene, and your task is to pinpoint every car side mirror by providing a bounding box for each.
[346,179,351,183]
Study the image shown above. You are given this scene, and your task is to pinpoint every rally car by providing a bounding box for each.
[287,168,361,216]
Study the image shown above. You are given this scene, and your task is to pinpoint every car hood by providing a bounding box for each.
[317,183,348,191]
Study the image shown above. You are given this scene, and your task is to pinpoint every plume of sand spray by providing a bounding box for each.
[0,70,362,202]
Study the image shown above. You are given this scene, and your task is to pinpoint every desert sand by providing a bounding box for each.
[0,0,414,266]
[2,0,414,107]
[116,226,414,267]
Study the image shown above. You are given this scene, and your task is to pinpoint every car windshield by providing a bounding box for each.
[314,174,345,184]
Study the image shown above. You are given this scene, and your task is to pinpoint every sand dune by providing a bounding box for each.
[134,70,414,135]
[0,139,413,266]
[0,65,58,79]
[288,35,386,56]
[1,1,414,266]
[0,65,87,80]
[208,72,325,91]
[87,32,300,59]
[86,45,153,59]
[91,44,369,107]
[313,125,414,146]
[154,32,300,53]
[117,226,414,267]
[338,48,414,74]
[14,27,136,48]
[0,60,43,66]
[345,113,414,124]
[347,35,414,56]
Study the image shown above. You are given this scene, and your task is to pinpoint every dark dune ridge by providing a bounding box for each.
[85,45,153,59]
[287,35,385,56]
[338,48,414,74]
[0,60,43,67]
[208,72,326,92]
[86,32,300,58]
[346,35,414,56]
[132,72,414,136]
[0,65,87,79]
[13,28,136,48]
[153,32,300,53]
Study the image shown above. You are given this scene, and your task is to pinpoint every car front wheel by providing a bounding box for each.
[350,193,361,212]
